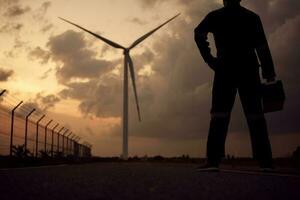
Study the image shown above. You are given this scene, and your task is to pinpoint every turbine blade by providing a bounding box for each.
[59,17,125,49]
[126,54,142,122]
[129,13,181,49]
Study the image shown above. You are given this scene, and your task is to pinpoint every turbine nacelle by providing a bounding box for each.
[123,48,130,55]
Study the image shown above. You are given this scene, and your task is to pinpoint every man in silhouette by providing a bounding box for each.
[194,0,276,171]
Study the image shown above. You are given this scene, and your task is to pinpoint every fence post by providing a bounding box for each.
[57,127,64,154]
[10,101,23,156]
[24,109,35,151]
[66,132,72,156]
[88,144,92,157]
[51,123,59,157]
[35,114,45,157]
[0,90,6,150]
[75,137,81,157]
[0,89,6,96]
[44,120,53,152]
[62,129,69,156]
[70,135,76,156]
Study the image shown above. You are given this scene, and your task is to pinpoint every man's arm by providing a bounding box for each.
[254,16,276,81]
[194,14,216,70]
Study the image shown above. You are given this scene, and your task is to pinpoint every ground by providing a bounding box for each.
[0,163,299,200]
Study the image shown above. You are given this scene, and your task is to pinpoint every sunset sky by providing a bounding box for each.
[0,0,299,157]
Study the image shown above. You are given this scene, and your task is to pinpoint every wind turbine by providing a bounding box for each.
[59,13,180,159]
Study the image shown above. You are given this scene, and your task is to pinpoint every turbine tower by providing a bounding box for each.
[59,14,180,159]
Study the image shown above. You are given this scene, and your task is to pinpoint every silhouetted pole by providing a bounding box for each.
[51,123,59,157]
[35,114,45,157]
[75,137,81,157]
[0,89,6,96]
[83,142,89,157]
[44,119,53,151]
[62,129,68,156]
[66,132,72,155]
[73,136,80,157]
[70,135,76,155]
[0,89,6,146]
[57,127,64,153]
[10,101,23,156]
[88,144,92,157]
[24,108,36,151]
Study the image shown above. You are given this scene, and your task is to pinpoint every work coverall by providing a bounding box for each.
[194,5,276,166]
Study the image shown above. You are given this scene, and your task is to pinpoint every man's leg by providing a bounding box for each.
[239,78,273,167]
[207,76,237,165]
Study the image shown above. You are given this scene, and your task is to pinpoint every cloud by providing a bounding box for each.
[0,68,13,81]
[40,23,53,33]
[40,1,51,13]
[36,93,61,111]
[19,93,61,115]
[33,1,51,20]
[0,0,53,35]
[33,1,53,33]
[0,23,23,33]
[243,0,300,33]
[45,30,117,84]
[40,68,52,80]
[4,5,30,17]
[0,0,26,34]
[4,38,28,58]
[129,17,148,25]
[270,15,300,81]
[136,0,167,9]
[0,0,20,6]
[28,46,51,64]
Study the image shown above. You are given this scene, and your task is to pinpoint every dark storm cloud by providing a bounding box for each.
[243,0,300,33]
[61,77,123,118]
[0,68,13,81]
[266,15,300,134]
[46,30,115,84]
